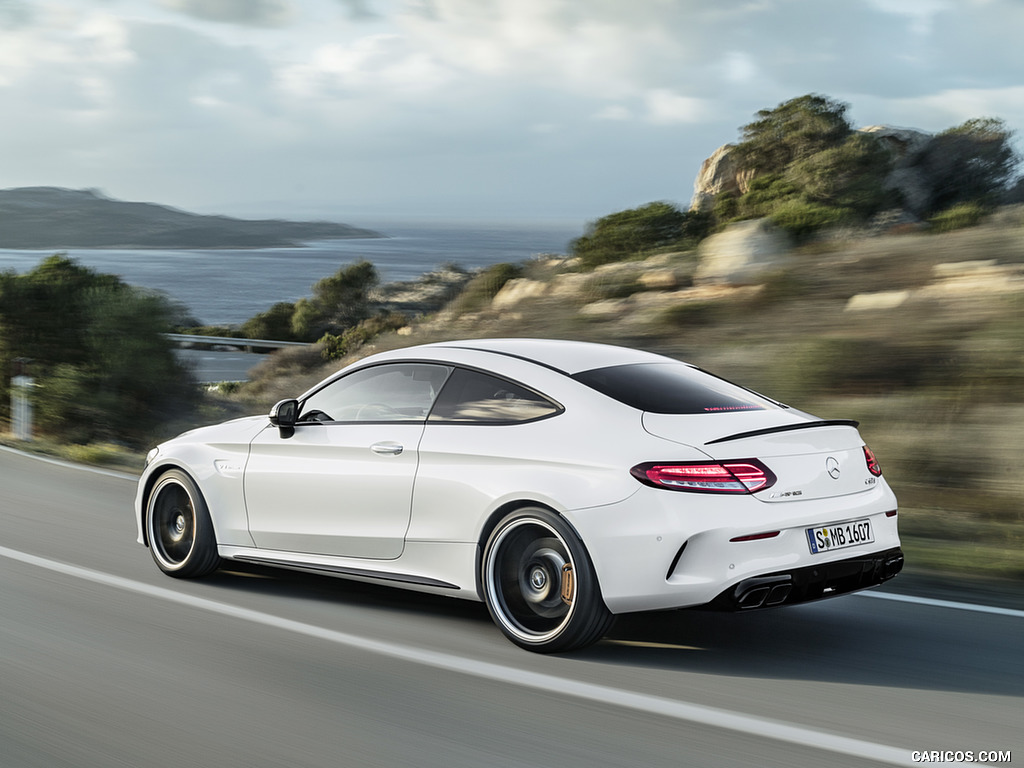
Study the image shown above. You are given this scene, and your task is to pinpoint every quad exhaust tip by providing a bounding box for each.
[708,547,905,612]
[735,576,792,609]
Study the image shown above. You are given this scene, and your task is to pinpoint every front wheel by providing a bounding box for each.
[482,508,613,653]
[146,469,221,578]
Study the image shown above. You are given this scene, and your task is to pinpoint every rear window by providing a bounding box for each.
[572,363,781,414]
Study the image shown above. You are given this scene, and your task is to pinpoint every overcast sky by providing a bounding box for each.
[1,0,1022,225]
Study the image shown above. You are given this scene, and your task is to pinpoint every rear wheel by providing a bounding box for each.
[146,469,220,578]
[482,508,612,653]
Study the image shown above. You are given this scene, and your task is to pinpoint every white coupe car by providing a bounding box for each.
[135,338,903,652]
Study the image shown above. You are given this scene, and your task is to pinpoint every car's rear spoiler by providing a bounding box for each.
[704,419,860,446]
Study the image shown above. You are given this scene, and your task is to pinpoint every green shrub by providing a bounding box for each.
[241,302,298,340]
[320,312,408,362]
[769,199,853,238]
[571,202,710,270]
[928,202,988,233]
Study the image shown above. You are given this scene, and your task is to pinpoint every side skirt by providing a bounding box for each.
[230,553,461,591]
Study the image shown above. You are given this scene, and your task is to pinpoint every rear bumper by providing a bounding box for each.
[703,546,904,611]
[567,478,901,614]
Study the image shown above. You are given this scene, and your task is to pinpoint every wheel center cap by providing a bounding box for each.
[530,568,548,590]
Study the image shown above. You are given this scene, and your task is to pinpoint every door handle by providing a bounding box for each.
[370,441,404,456]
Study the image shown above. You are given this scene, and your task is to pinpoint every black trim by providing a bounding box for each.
[704,419,861,446]
[295,357,564,427]
[430,344,571,376]
[233,555,460,590]
[702,547,904,611]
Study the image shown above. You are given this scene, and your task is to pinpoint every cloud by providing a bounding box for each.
[644,90,707,125]
[160,0,292,28]
[331,0,379,20]
[593,104,632,121]
[0,0,32,28]
[2,0,1023,219]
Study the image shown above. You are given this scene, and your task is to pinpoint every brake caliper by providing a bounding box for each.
[560,563,574,605]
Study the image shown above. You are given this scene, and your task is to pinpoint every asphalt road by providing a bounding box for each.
[1,446,1021,768]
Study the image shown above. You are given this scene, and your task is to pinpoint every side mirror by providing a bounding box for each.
[269,399,298,438]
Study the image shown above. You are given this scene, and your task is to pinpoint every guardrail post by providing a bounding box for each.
[11,358,34,441]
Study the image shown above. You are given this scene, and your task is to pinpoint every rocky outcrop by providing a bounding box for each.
[690,145,755,212]
[693,219,793,285]
[689,125,954,219]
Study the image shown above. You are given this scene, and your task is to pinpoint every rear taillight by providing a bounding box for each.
[631,460,776,494]
[863,446,882,476]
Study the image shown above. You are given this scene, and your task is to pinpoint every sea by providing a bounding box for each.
[0,219,582,326]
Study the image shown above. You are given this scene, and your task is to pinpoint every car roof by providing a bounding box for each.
[409,338,685,375]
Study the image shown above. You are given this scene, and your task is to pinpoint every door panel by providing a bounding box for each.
[244,422,425,560]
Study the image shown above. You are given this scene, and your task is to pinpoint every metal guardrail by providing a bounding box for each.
[164,333,312,350]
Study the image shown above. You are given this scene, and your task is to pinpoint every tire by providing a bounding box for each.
[482,507,613,653]
[146,469,221,578]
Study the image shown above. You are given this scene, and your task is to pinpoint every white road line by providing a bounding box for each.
[0,544,936,768]
[858,590,1024,618]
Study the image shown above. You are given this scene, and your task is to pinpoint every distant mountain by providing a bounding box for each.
[0,187,381,248]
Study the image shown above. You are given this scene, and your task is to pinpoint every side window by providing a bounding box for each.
[300,364,451,423]
[428,368,562,424]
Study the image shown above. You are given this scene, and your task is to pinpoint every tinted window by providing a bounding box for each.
[300,363,451,422]
[428,368,561,423]
[572,363,780,414]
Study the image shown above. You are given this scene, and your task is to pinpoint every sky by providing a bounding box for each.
[1,0,1023,226]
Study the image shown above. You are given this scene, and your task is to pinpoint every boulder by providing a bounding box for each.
[638,268,679,290]
[491,278,548,309]
[694,219,793,286]
[845,291,911,312]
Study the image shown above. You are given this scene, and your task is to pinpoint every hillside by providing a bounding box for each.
[0,187,380,248]
[236,208,1024,583]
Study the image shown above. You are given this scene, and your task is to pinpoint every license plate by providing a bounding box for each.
[806,519,874,554]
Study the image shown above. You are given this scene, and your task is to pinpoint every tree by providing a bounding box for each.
[920,117,1020,213]
[0,255,197,444]
[721,95,904,236]
[786,132,892,215]
[732,94,853,176]
[290,260,378,340]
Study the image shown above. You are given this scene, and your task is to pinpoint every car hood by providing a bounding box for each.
[643,410,875,502]
[162,414,269,448]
